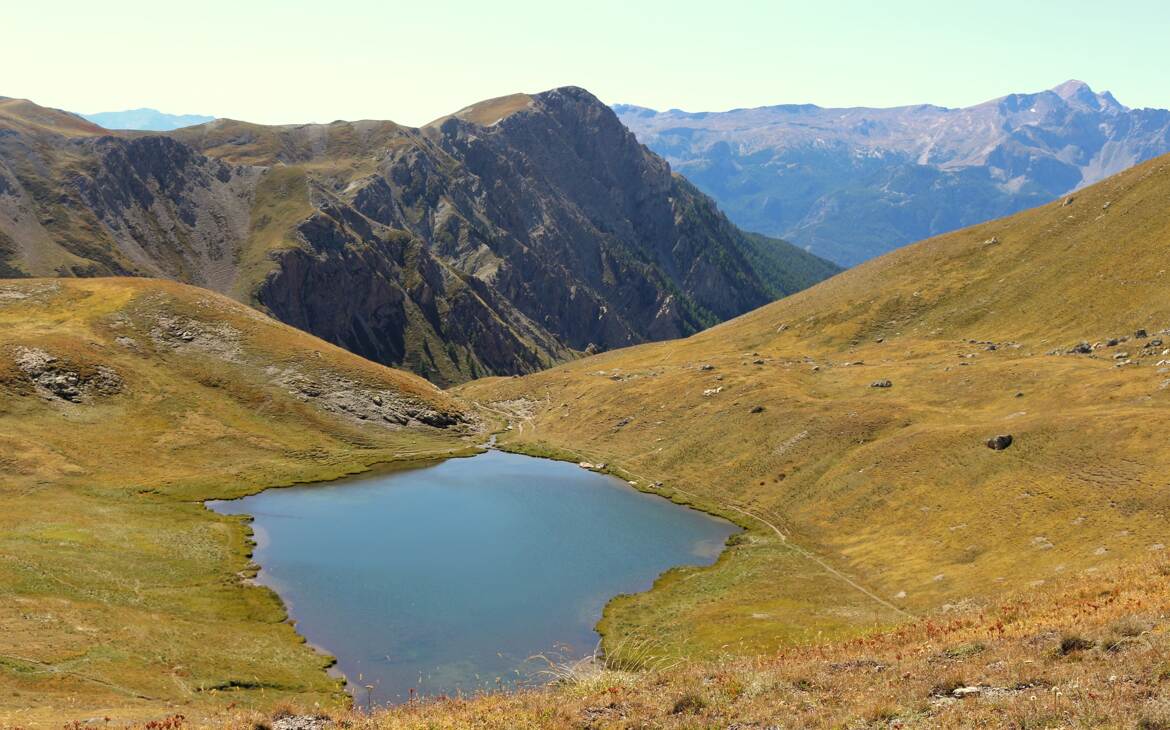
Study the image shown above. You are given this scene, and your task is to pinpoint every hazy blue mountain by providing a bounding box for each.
[83,108,215,131]
[615,81,1170,266]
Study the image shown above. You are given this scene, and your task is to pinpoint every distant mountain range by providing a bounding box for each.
[0,89,838,384]
[616,81,1170,265]
[82,108,216,131]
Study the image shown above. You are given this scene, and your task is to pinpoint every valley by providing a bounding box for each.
[2,82,1169,729]
[443,151,1170,725]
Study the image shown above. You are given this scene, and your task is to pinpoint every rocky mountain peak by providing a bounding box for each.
[617,81,1170,266]
[1049,79,1126,113]
[0,90,838,385]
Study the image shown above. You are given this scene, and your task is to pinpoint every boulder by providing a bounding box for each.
[986,434,1013,450]
[750,405,765,414]
[870,379,893,388]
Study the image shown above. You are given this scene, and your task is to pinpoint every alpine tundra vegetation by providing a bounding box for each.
[3,146,1169,728]
[4,3,1170,725]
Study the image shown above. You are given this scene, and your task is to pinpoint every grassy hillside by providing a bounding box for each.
[426,92,534,127]
[11,143,1170,729]
[428,153,1170,724]
[0,97,105,137]
[0,278,475,728]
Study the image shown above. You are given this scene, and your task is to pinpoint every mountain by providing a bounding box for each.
[461,150,1170,672]
[0,90,839,385]
[616,80,1170,265]
[8,132,1170,730]
[82,107,216,131]
[0,276,472,720]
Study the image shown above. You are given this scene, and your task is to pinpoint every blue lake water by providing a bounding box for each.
[208,450,735,704]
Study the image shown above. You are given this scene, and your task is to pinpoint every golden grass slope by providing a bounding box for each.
[0,277,476,728]
[0,98,105,138]
[236,558,1170,729]
[458,153,1170,662]
[45,140,1170,730]
[427,93,535,128]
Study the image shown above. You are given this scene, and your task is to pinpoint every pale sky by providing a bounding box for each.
[6,0,1168,126]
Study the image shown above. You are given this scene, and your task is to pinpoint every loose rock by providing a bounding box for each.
[11,347,123,402]
[271,716,331,730]
[986,434,1013,450]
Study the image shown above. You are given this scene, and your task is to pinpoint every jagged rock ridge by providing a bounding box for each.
[0,89,839,384]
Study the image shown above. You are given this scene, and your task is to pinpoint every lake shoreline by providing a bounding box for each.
[207,444,740,706]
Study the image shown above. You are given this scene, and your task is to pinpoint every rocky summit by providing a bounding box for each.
[616,80,1170,266]
[0,89,838,385]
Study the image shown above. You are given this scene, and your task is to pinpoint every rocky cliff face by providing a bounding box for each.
[0,100,257,287]
[0,89,838,384]
[616,81,1170,266]
[350,87,800,350]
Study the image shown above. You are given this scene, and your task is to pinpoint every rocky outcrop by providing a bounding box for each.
[142,305,467,427]
[258,214,567,385]
[0,103,257,286]
[8,346,122,402]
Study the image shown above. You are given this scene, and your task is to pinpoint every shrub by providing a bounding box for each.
[1111,616,1147,638]
[929,674,966,697]
[671,691,707,714]
[1138,697,1170,730]
[943,642,987,660]
[1059,634,1094,655]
